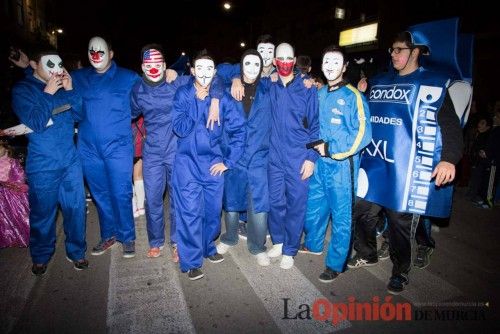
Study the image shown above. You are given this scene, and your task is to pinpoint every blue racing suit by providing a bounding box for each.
[72,61,140,244]
[267,76,319,256]
[303,83,371,272]
[172,84,246,272]
[12,74,86,264]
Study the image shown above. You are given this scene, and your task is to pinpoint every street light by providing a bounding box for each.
[223,2,231,10]
[240,42,246,48]
[57,28,63,34]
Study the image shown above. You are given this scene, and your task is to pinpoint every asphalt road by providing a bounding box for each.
[1,187,499,334]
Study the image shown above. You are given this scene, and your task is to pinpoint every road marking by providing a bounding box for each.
[107,218,195,334]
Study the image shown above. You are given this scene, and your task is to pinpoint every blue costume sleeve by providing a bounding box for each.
[62,89,83,122]
[172,87,196,138]
[12,83,54,133]
[306,88,320,162]
[209,75,224,99]
[130,82,143,119]
[221,97,246,169]
[328,86,372,160]
[172,75,192,90]
[216,63,240,87]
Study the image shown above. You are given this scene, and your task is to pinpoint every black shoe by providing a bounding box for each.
[122,241,136,258]
[414,245,434,269]
[66,257,89,271]
[31,263,48,276]
[208,253,224,263]
[387,274,409,295]
[377,242,390,260]
[318,267,340,283]
[238,222,248,240]
[187,268,204,280]
[347,254,378,269]
[91,237,116,256]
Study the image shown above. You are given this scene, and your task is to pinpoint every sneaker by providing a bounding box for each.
[66,257,89,271]
[187,268,204,281]
[91,237,116,256]
[377,242,390,260]
[133,209,140,218]
[171,245,179,263]
[347,255,378,269]
[216,242,232,255]
[31,263,48,276]
[298,244,322,255]
[238,222,248,240]
[255,252,270,266]
[280,255,294,269]
[208,253,224,263]
[387,274,409,295]
[147,247,161,258]
[414,245,434,269]
[122,241,136,258]
[137,208,145,216]
[267,243,283,258]
[318,267,340,283]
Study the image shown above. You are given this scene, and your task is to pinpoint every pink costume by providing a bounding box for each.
[0,155,30,247]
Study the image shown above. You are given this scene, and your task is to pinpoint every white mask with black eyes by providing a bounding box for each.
[192,58,215,88]
[322,51,345,82]
[242,54,261,81]
[41,55,64,77]
[257,43,275,68]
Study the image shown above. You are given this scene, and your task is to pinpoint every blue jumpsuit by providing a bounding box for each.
[131,75,223,248]
[267,77,319,256]
[72,62,140,244]
[303,84,371,272]
[172,84,246,272]
[12,74,86,264]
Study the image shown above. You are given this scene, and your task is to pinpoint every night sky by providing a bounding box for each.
[24,0,500,103]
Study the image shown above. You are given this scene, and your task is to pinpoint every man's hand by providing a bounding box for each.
[431,161,456,186]
[8,49,29,69]
[210,162,228,176]
[44,74,63,95]
[61,69,73,91]
[165,69,178,83]
[357,77,368,93]
[195,86,209,100]
[303,78,314,89]
[313,143,326,157]
[270,72,279,82]
[206,98,220,130]
[231,78,244,101]
[478,149,487,159]
[300,160,315,180]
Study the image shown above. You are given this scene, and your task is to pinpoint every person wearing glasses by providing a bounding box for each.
[352,30,463,295]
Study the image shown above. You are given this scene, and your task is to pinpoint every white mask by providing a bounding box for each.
[242,54,261,81]
[257,42,275,68]
[193,58,215,88]
[88,36,111,71]
[322,51,345,82]
[141,49,166,83]
[41,55,64,77]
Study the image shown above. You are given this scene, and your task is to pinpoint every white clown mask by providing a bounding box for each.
[141,49,166,83]
[257,42,275,68]
[274,43,295,77]
[41,55,64,77]
[192,58,215,88]
[242,54,261,81]
[322,51,346,82]
[88,36,111,71]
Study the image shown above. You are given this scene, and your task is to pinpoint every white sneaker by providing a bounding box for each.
[216,242,232,255]
[133,210,140,218]
[280,255,294,269]
[137,208,145,216]
[255,252,270,266]
[267,243,283,258]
